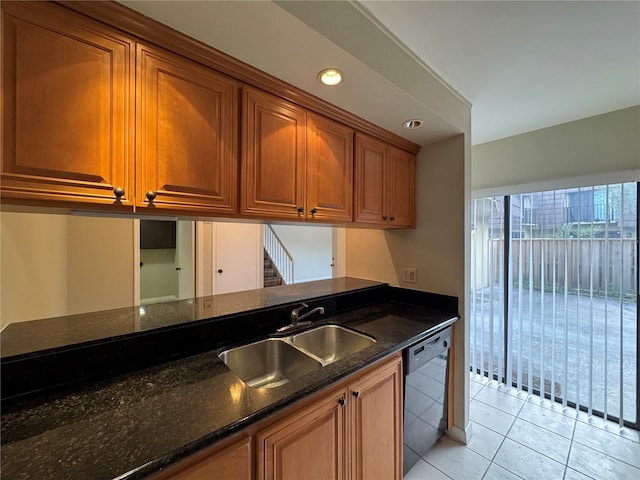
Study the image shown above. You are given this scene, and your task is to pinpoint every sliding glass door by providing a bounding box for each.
[470,182,638,428]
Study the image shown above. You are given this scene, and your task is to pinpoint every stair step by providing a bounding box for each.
[264,278,282,287]
[263,248,284,287]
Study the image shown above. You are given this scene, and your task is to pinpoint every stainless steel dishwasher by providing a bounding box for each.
[403,326,452,475]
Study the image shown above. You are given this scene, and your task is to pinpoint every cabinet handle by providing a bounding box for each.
[113,186,125,199]
[146,191,157,202]
[218,269,223,274]
[297,207,304,215]
[338,397,346,406]
[390,216,395,221]
[382,215,388,221]
[352,391,360,398]
[310,207,317,216]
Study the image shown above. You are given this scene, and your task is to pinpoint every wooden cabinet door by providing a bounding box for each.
[136,44,238,214]
[241,87,306,220]
[152,435,252,480]
[307,114,353,223]
[387,147,416,228]
[1,1,134,209]
[354,133,387,225]
[348,355,403,480]
[257,390,346,480]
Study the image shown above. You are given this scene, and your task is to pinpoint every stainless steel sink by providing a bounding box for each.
[219,325,376,388]
[291,325,376,365]
[219,338,322,389]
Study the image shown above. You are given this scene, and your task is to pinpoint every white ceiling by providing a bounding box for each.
[120,1,639,147]
[359,1,640,145]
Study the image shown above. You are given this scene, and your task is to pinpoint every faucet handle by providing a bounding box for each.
[291,303,308,321]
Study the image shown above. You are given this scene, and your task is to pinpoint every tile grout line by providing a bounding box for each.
[473,395,524,418]
[563,409,578,479]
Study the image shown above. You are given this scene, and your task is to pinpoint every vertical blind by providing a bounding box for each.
[470,182,638,427]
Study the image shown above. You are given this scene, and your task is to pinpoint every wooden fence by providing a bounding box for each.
[489,239,637,296]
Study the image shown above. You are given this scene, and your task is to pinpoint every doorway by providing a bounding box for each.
[138,219,194,304]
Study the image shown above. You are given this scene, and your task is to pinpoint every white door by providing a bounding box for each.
[196,221,263,296]
[176,220,194,300]
[214,222,262,294]
[332,227,346,278]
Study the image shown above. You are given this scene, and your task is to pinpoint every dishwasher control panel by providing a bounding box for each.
[405,327,452,374]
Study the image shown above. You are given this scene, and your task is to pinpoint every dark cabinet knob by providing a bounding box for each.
[352,391,360,398]
[297,207,304,215]
[217,269,223,274]
[338,397,346,406]
[310,207,317,216]
[382,215,388,221]
[176,267,182,271]
[113,186,125,199]
[146,191,157,202]
[390,216,396,221]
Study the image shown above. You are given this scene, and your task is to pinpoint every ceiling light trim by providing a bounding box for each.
[318,68,344,86]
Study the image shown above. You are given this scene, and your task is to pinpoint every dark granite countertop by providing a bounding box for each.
[0,281,458,480]
[1,277,382,359]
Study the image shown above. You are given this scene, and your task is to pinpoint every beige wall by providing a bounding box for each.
[1,212,68,327]
[67,216,135,313]
[346,136,465,296]
[1,213,135,328]
[345,133,470,440]
[472,106,640,191]
[271,224,333,283]
[139,249,177,303]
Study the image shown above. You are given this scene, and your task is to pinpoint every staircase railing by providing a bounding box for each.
[264,224,294,285]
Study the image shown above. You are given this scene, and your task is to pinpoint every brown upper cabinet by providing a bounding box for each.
[1,1,134,209]
[241,87,354,223]
[241,87,306,220]
[2,1,418,228]
[307,114,354,223]
[136,44,239,215]
[355,133,416,228]
[387,146,417,227]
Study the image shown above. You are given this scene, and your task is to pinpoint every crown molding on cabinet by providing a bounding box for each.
[59,0,421,155]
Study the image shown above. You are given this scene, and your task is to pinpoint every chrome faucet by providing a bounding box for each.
[278,303,325,332]
[291,303,325,325]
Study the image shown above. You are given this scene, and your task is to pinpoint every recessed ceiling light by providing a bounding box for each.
[318,68,343,86]
[403,119,423,129]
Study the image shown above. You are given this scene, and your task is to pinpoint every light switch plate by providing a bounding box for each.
[402,267,417,283]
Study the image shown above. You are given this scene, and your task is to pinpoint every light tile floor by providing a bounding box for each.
[405,373,640,480]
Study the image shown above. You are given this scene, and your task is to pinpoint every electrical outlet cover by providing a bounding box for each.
[402,268,417,283]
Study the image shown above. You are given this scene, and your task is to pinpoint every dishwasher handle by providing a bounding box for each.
[405,327,452,374]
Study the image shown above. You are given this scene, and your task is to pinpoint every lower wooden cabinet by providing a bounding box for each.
[151,435,252,480]
[257,388,346,480]
[257,354,402,480]
[151,354,402,480]
[348,357,403,480]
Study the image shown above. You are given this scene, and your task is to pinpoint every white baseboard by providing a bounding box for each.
[447,422,473,445]
[140,295,178,305]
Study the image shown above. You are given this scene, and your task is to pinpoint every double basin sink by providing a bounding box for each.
[219,325,376,389]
